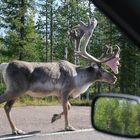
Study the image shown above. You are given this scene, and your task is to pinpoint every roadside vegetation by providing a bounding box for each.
[94,98,140,136]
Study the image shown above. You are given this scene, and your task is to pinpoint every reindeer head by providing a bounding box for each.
[89,62,117,84]
[69,18,120,84]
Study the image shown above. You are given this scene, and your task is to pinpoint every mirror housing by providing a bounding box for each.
[91,93,140,138]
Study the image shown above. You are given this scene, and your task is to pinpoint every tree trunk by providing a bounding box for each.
[45,0,48,62]
[50,0,53,62]
[19,0,25,60]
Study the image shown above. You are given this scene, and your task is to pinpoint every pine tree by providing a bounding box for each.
[0,0,42,61]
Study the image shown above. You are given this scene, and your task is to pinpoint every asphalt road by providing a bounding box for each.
[0,106,138,140]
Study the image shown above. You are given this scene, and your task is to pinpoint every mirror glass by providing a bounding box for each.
[92,97,140,137]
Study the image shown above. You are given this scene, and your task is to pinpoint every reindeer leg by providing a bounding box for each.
[4,99,26,135]
[51,112,63,123]
[0,91,25,135]
[62,96,76,131]
[51,101,71,123]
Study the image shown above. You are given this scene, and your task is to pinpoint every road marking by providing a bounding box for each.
[0,129,94,140]
[39,128,94,136]
[0,131,41,140]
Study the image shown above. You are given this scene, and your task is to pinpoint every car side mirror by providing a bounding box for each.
[91,93,140,138]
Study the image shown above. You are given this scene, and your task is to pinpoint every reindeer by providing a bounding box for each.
[0,18,120,135]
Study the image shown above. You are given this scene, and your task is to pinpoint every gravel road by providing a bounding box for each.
[0,105,91,135]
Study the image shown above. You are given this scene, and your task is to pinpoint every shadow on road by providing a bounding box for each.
[0,131,41,140]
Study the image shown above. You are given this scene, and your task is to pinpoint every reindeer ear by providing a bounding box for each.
[91,63,99,70]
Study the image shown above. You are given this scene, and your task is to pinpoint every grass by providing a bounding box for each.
[0,95,91,108]
[70,98,92,106]
[19,96,60,106]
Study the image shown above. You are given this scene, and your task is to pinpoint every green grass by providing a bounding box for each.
[0,95,91,108]
[70,98,92,106]
[19,96,60,106]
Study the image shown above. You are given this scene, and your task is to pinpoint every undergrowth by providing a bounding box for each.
[0,95,91,107]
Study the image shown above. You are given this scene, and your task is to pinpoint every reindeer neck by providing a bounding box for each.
[75,66,97,85]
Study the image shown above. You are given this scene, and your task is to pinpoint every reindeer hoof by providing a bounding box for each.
[51,114,61,123]
[12,129,26,135]
[65,126,77,131]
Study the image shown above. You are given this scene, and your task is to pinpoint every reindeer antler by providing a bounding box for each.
[97,44,120,74]
[103,45,120,74]
[69,18,121,74]
[68,29,84,51]
[72,18,120,64]
[99,45,113,60]
[69,18,98,60]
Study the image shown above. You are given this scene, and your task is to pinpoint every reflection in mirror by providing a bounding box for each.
[93,97,140,137]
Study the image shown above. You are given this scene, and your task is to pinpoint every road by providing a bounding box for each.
[0,106,138,140]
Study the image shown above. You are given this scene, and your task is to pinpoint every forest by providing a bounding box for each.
[0,0,140,99]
